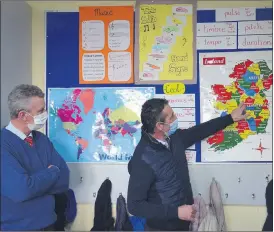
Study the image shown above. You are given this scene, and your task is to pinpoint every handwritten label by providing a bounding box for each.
[185,150,196,163]
[163,83,186,95]
[178,121,196,129]
[197,36,237,50]
[82,20,105,51]
[108,52,131,82]
[108,20,130,51]
[238,21,273,35]
[172,5,192,15]
[173,108,195,121]
[197,22,237,36]
[216,7,256,22]
[94,8,113,16]
[140,5,157,33]
[82,53,105,81]
[203,57,226,65]
[140,71,159,81]
[238,35,272,49]
[155,94,195,107]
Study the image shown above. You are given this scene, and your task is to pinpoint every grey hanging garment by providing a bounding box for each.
[115,194,133,231]
[191,195,207,231]
[209,178,227,232]
[198,207,218,231]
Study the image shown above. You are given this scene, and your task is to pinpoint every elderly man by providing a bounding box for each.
[1,84,70,231]
[127,98,247,231]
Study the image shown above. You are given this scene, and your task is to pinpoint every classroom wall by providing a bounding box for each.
[28,1,271,231]
[1,1,32,127]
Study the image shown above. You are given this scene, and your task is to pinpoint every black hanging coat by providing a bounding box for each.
[263,179,273,231]
[91,179,115,231]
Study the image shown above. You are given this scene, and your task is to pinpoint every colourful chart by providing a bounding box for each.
[48,87,155,163]
[200,51,273,162]
[137,4,194,82]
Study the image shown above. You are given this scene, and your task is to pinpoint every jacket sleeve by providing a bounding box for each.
[127,160,178,220]
[175,114,234,148]
[47,140,70,194]
[1,148,60,203]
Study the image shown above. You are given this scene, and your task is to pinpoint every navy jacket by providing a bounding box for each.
[127,115,234,231]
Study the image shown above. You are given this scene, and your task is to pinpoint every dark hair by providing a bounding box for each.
[141,98,169,134]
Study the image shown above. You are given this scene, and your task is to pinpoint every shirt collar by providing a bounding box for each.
[156,138,169,148]
[6,121,32,140]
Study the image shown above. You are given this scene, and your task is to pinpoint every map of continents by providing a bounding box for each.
[48,87,155,162]
[200,51,272,162]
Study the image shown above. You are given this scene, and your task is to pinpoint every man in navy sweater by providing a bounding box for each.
[1,84,70,231]
[127,98,247,231]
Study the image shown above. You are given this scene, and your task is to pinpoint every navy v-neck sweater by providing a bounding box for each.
[1,128,70,231]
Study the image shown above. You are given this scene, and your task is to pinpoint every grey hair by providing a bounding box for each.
[8,84,45,119]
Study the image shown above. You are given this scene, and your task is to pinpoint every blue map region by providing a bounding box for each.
[246,118,257,132]
[243,70,259,83]
[238,86,256,97]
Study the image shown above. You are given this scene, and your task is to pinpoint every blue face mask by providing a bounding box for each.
[167,118,178,136]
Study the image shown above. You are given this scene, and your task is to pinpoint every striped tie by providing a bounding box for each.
[24,136,33,146]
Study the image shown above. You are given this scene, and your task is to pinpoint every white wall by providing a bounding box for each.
[1,1,32,127]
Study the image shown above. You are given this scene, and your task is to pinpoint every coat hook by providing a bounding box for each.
[80,177,83,183]
[225,193,228,198]
[238,177,241,183]
[93,192,96,198]
[252,193,256,199]
[198,193,202,196]
[106,177,109,180]
[119,192,122,196]
[266,176,269,183]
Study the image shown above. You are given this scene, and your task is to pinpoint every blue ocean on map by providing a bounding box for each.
[48,87,155,163]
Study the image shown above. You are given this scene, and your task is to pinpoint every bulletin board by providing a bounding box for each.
[46,6,272,205]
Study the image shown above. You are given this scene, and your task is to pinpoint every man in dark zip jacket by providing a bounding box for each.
[127,98,247,231]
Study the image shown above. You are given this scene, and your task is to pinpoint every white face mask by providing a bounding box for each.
[27,111,48,131]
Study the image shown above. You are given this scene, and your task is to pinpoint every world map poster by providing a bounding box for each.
[48,87,155,163]
[200,51,272,162]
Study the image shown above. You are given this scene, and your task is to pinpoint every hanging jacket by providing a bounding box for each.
[91,179,115,231]
[115,194,133,231]
[263,179,273,231]
[209,178,227,231]
[198,207,218,231]
[54,189,77,231]
[191,195,207,231]
[197,178,226,231]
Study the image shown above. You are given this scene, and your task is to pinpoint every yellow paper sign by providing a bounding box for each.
[163,82,185,95]
[139,4,194,82]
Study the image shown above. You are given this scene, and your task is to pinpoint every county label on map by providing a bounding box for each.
[48,87,154,163]
[200,51,272,162]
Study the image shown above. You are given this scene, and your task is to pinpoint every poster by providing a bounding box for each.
[135,2,195,84]
[48,87,155,163]
[79,6,134,84]
[200,51,273,162]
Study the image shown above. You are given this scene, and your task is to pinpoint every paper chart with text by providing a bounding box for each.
[137,4,195,83]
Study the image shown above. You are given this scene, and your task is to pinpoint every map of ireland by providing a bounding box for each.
[200,51,272,162]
